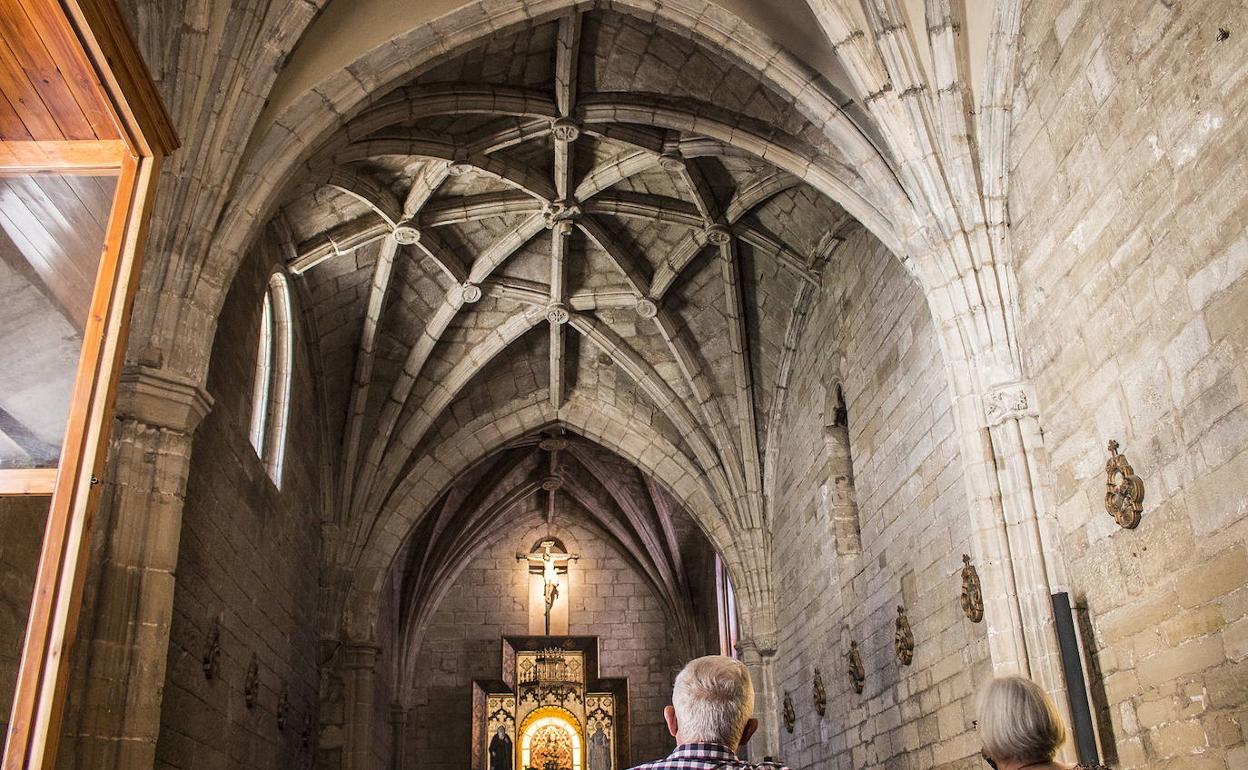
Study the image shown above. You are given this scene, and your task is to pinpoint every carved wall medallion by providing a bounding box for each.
[846,641,865,694]
[277,684,289,730]
[244,654,260,708]
[202,617,222,680]
[1104,439,1144,529]
[781,691,795,733]
[812,668,826,716]
[959,554,984,623]
[894,606,914,666]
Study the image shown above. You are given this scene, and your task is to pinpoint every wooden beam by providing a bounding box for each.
[0,468,56,495]
[0,138,125,173]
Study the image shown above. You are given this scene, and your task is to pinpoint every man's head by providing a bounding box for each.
[663,656,758,750]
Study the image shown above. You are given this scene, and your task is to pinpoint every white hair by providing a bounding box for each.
[671,656,755,746]
[976,675,1066,762]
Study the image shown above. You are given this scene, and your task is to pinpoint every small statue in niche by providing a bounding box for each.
[894,606,914,666]
[1104,440,1144,529]
[244,654,260,708]
[781,692,796,733]
[846,641,865,694]
[812,668,826,716]
[960,554,984,623]
[202,617,222,680]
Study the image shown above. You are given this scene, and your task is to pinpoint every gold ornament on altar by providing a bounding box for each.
[959,554,984,623]
[847,641,864,694]
[812,668,826,716]
[894,606,914,666]
[1104,439,1144,529]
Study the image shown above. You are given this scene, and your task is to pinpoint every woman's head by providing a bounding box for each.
[975,676,1066,763]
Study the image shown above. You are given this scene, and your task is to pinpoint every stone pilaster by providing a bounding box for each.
[388,703,408,770]
[62,365,211,769]
[341,643,381,770]
[738,637,779,761]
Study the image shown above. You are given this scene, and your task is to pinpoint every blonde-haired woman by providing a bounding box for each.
[975,676,1109,770]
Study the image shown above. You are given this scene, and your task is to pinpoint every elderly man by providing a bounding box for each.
[630,655,790,770]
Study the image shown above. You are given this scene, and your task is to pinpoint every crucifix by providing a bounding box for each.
[517,539,579,634]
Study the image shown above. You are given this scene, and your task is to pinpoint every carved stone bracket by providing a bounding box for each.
[894,606,914,666]
[983,382,1037,427]
[960,554,984,623]
[846,641,864,694]
[1105,439,1144,529]
[781,691,795,733]
[812,668,826,716]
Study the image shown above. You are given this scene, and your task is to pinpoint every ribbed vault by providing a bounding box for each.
[391,430,715,704]
[270,9,867,645]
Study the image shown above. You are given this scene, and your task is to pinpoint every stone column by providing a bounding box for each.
[388,703,408,770]
[738,638,779,761]
[341,643,381,770]
[63,365,212,769]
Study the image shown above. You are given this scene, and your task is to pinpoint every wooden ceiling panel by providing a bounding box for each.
[0,0,118,141]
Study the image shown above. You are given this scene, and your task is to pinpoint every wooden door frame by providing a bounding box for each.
[1,1,176,768]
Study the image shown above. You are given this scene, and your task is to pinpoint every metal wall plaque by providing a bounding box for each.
[847,641,864,694]
[1104,440,1144,528]
[960,554,984,623]
[894,606,914,666]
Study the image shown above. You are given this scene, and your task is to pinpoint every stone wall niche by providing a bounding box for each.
[824,382,862,556]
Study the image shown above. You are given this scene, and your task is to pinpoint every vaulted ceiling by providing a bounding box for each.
[269,9,869,634]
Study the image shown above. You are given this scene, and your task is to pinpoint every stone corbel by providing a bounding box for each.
[115,364,213,434]
[983,381,1038,427]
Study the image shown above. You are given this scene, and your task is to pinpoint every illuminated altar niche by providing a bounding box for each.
[472,637,629,770]
[520,707,582,770]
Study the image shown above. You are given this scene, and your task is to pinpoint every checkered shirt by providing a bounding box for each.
[627,742,790,770]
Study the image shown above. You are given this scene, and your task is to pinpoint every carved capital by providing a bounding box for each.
[983,382,1037,427]
[116,364,213,434]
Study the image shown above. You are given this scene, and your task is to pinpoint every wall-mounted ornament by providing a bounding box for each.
[812,668,826,716]
[894,606,914,666]
[277,684,289,730]
[959,554,984,623]
[244,654,260,709]
[782,691,796,733]
[846,641,865,694]
[202,617,222,680]
[1104,440,1144,529]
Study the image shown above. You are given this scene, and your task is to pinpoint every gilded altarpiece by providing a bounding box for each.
[472,637,630,770]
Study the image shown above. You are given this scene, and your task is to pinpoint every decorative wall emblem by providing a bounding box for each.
[894,606,914,666]
[781,691,795,733]
[244,654,260,708]
[277,684,289,730]
[812,669,826,716]
[202,617,222,680]
[846,642,864,694]
[959,555,984,623]
[1104,440,1144,529]
[984,383,1036,427]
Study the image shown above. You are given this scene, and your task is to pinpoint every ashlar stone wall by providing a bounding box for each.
[153,240,324,770]
[402,514,684,770]
[770,227,987,769]
[1009,1,1248,768]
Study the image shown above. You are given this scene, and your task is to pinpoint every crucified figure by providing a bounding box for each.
[517,540,579,634]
